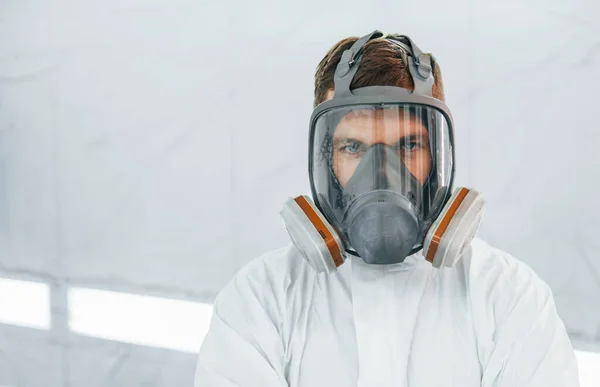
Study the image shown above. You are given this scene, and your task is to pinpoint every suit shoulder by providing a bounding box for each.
[465,238,548,287]
[463,238,553,319]
[214,244,311,306]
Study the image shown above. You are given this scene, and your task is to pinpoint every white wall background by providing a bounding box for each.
[1,0,599,386]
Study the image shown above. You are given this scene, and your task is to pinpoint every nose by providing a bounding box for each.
[372,144,390,189]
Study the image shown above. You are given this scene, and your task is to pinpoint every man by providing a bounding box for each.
[194,31,579,386]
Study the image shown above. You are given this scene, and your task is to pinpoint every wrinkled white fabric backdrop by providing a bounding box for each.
[1,0,599,385]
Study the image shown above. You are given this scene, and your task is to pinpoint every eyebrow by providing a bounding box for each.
[333,134,430,147]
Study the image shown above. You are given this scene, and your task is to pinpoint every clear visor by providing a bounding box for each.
[310,103,454,236]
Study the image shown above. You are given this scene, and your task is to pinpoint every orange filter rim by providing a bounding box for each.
[294,196,344,267]
[425,188,470,263]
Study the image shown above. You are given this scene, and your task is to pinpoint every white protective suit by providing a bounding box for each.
[194,238,579,387]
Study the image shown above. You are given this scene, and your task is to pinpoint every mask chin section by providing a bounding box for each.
[344,191,420,265]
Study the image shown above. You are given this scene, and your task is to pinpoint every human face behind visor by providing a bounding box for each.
[310,103,453,261]
[332,107,432,187]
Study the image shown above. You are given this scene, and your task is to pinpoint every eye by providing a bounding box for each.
[403,142,419,151]
[342,141,363,154]
[398,141,423,152]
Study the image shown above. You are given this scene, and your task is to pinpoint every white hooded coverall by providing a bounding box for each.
[194,238,579,386]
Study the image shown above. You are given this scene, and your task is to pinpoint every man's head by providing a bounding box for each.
[314,34,445,189]
[305,31,458,265]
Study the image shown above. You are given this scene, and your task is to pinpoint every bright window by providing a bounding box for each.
[68,287,213,353]
[0,278,50,330]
